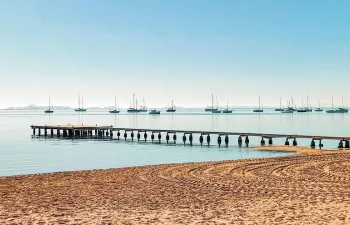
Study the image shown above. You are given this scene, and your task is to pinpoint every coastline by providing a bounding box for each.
[1,149,350,224]
[252,145,350,155]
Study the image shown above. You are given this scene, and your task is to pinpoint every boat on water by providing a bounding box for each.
[326,96,348,113]
[138,98,148,112]
[74,95,87,112]
[212,109,222,113]
[275,97,284,111]
[282,109,294,113]
[315,98,323,112]
[44,97,54,113]
[205,94,218,112]
[304,96,313,112]
[253,96,263,113]
[109,96,120,114]
[127,93,140,113]
[166,100,176,113]
[297,97,308,113]
[149,109,160,114]
[222,101,233,113]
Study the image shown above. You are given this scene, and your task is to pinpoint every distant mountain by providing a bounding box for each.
[4,105,72,110]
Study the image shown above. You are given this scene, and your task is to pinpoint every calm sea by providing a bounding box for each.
[0,108,348,176]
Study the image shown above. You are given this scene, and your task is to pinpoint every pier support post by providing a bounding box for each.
[310,139,316,149]
[319,140,323,149]
[224,135,229,147]
[268,138,273,145]
[189,134,193,146]
[217,135,222,147]
[245,136,249,147]
[117,131,120,140]
[345,140,350,148]
[151,133,154,142]
[183,134,186,146]
[33,128,35,135]
[44,129,47,137]
[285,138,290,146]
[199,135,203,146]
[173,133,177,144]
[261,138,265,146]
[51,129,53,137]
[338,140,344,149]
[137,132,140,142]
[158,133,161,143]
[124,131,127,141]
[207,134,210,146]
[144,132,147,142]
[57,130,60,138]
[131,132,134,141]
[293,138,297,146]
[238,136,242,147]
[38,129,41,136]
[166,133,169,144]
[106,130,109,137]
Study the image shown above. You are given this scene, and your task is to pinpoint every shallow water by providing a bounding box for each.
[0,108,348,176]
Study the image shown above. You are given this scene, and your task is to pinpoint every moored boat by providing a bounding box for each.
[149,109,161,114]
[109,96,120,114]
[44,97,54,113]
[166,100,176,113]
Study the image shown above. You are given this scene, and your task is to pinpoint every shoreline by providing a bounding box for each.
[251,145,350,155]
[1,151,350,223]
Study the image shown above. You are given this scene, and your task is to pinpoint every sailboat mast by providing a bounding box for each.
[78,95,80,109]
[49,97,51,110]
[212,94,214,110]
[280,97,281,109]
[259,96,261,109]
[115,96,116,110]
[332,96,334,109]
[82,97,84,109]
[172,100,174,109]
[133,93,135,109]
[342,96,344,108]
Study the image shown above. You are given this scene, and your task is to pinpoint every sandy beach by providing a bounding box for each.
[1,150,350,224]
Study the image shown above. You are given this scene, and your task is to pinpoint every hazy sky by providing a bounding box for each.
[0,0,349,108]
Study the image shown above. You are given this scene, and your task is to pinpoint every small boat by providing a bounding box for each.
[205,94,218,112]
[222,101,233,113]
[282,109,294,113]
[315,98,323,112]
[127,93,140,113]
[109,96,120,114]
[166,100,176,113]
[253,96,263,113]
[44,97,54,113]
[326,96,348,113]
[212,109,222,113]
[275,97,284,111]
[75,95,87,112]
[149,109,160,114]
[138,98,148,112]
[297,97,307,113]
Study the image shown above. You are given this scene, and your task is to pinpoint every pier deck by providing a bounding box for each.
[30,124,350,148]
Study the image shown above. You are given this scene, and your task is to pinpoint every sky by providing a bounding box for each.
[0,0,349,108]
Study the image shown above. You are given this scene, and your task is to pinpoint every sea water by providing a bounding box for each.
[0,108,348,176]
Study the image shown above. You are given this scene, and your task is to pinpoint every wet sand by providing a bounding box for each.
[1,151,350,224]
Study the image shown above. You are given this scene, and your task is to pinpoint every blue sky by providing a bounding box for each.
[0,0,349,108]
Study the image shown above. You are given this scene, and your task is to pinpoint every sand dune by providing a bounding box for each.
[1,152,350,224]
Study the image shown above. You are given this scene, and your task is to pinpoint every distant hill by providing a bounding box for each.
[4,105,72,110]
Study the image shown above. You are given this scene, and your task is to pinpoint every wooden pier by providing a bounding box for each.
[30,124,350,149]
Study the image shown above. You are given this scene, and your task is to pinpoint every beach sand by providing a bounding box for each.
[1,151,350,224]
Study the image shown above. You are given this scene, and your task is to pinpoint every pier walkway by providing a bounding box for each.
[30,124,350,149]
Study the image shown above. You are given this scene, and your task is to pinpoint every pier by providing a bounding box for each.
[30,124,350,149]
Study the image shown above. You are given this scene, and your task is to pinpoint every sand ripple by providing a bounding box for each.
[1,153,350,224]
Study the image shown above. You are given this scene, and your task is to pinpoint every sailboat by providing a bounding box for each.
[205,94,218,112]
[212,97,221,113]
[304,95,312,112]
[297,98,307,112]
[74,96,87,112]
[222,101,233,113]
[253,96,263,112]
[127,93,139,113]
[44,97,54,113]
[166,100,176,112]
[109,96,120,114]
[139,98,148,112]
[315,98,323,112]
[149,109,161,114]
[326,96,348,113]
[275,97,284,111]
